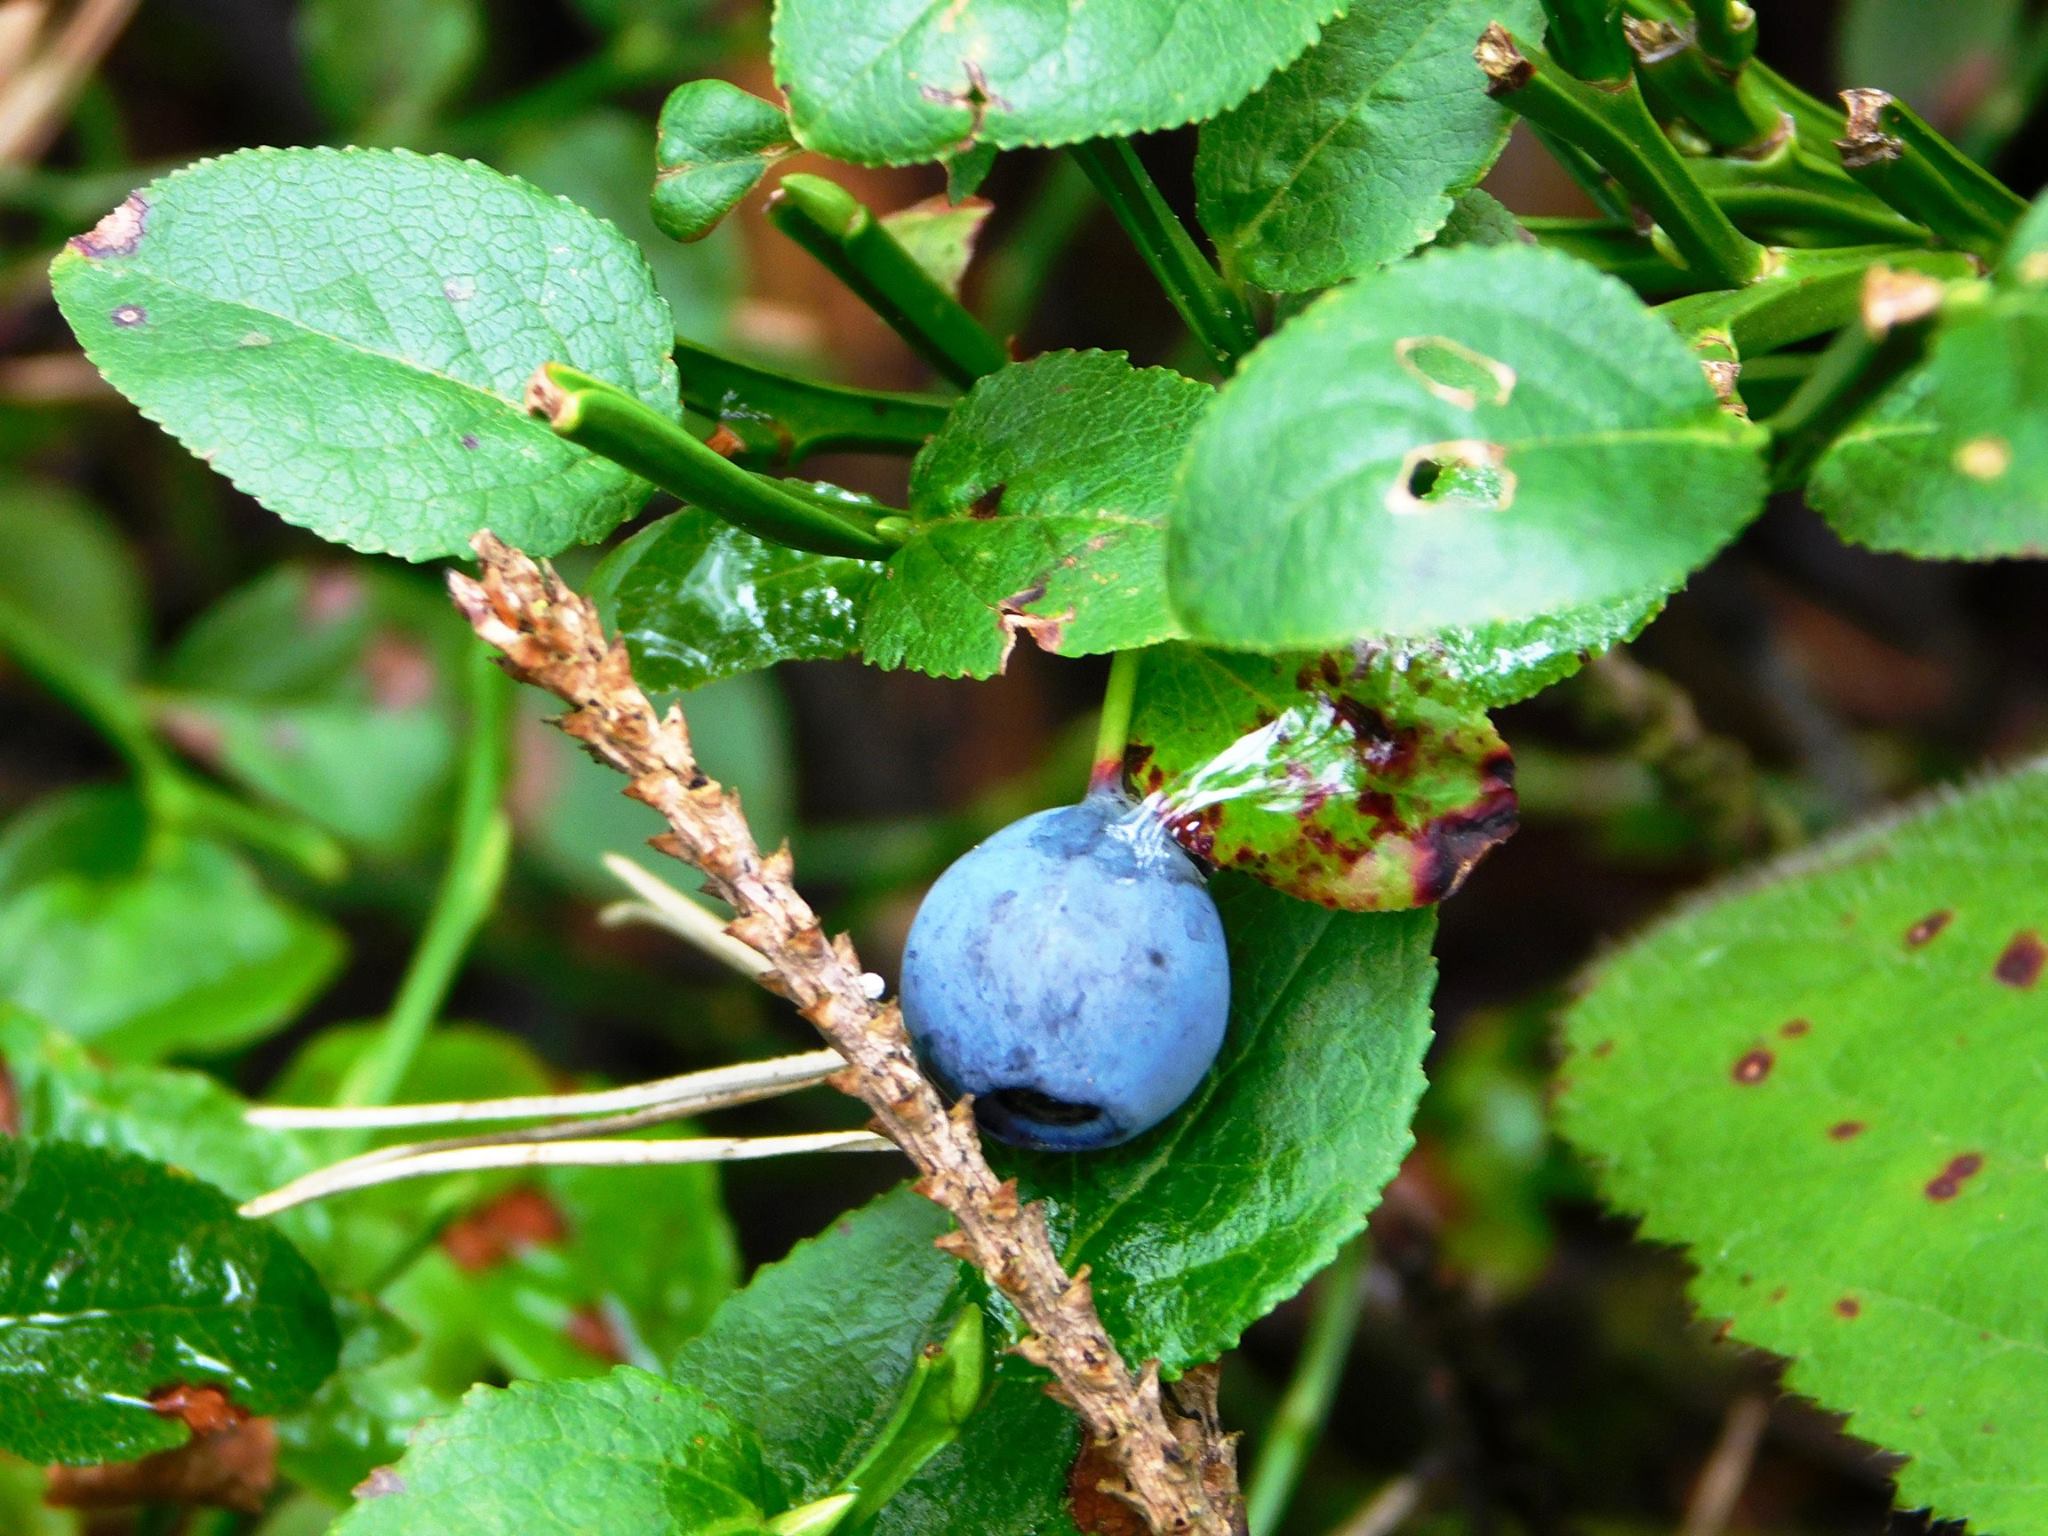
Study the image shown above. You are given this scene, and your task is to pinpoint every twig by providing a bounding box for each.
[449,526,1236,1535]
[1680,1395,1771,1536]
[239,1130,890,1218]
[1246,1234,1368,1536]
[598,851,777,980]
[249,1048,841,1130]
[0,0,137,164]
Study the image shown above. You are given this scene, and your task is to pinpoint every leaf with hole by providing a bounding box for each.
[1808,254,2048,559]
[51,147,679,561]
[1196,0,1540,291]
[0,1138,339,1465]
[1561,757,2048,1536]
[770,0,1345,164]
[1128,644,1517,910]
[1169,245,1767,652]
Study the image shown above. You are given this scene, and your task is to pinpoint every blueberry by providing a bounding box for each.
[898,792,1231,1151]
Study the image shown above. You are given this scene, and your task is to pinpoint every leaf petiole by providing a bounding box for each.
[530,362,904,560]
[766,174,1010,387]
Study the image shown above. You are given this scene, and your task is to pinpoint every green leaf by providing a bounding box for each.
[331,1368,775,1535]
[506,108,741,348]
[1194,0,1539,292]
[154,563,465,853]
[864,350,1207,679]
[1560,757,2048,1536]
[1128,645,1517,910]
[676,1187,1080,1535]
[51,147,680,561]
[770,0,1345,165]
[1170,245,1766,650]
[0,480,144,681]
[274,1298,455,1505]
[651,80,796,244]
[1431,188,1523,250]
[0,1138,340,1465]
[1808,267,2048,559]
[1362,591,1667,711]
[880,196,992,297]
[0,787,344,1059]
[591,509,879,693]
[1009,878,1437,1373]
[298,0,482,141]
[0,1006,347,1273]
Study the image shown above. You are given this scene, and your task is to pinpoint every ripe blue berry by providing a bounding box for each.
[898,793,1231,1151]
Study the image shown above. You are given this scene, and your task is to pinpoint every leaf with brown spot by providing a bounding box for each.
[1126,643,1515,910]
[1562,757,2048,1536]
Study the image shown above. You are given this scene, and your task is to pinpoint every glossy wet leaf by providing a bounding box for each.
[864,350,1207,678]
[590,508,879,692]
[675,1186,1079,1535]
[0,1138,340,1465]
[881,196,992,297]
[299,0,481,142]
[0,481,144,681]
[1128,645,1517,910]
[1808,261,2048,558]
[0,1007,345,1276]
[771,0,1344,164]
[1561,758,2048,1536]
[0,787,344,1060]
[650,80,794,244]
[1007,878,1437,1373]
[51,147,679,561]
[1195,0,1538,292]
[1365,591,1667,711]
[1170,245,1767,651]
[330,1369,775,1535]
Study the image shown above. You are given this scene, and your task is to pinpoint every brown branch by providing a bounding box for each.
[448,530,1234,1536]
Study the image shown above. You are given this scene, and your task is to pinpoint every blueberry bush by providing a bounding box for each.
[2,0,2047,1533]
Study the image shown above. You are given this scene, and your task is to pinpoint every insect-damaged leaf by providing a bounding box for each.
[1809,216,2048,560]
[1128,645,1517,910]
[0,1138,339,1466]
[1171,245,1767,652]
[1561,757,2048,1536]
[863,351,1204,679]
[770,0,1344,166]
[51,147,679,561]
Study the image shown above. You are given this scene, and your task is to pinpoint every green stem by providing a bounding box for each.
[982,154,1099,340]
[1837,90,2024,262]
[1523,216,1698,298]
[1089,647,1145,795]
[531,363,903,559]
[1622,0,1841,146]
[1763,267,1952,489]
[1245,1235,1369,1536]
[674,339,952,467]
[1627,17,1779,150]
[1069,138,1260,372]
[1540,0,1633,82]
[177,776,348,883]
[766,174,1010,387]
[1657,245,1973,357]
[336,649,513,1112]
[1480,26,1772,287]
[0,591,178,816]
[1692,0,1758,71]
